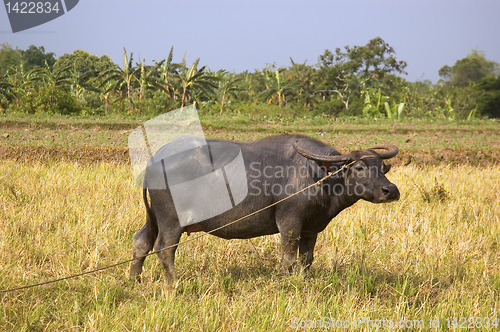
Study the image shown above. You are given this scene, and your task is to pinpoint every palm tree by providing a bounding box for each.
[5,63,41,106]
[66,63,101,102]
[157,46,181,99]
[288,58,318,109]
[30,60,72,88]
[174,59,219,107]
[136,58,164,101]
[98,80,114,113]
[99,47,138,110]
[260,67,293,108]
[235,70,258,102]
[214,70,242,115]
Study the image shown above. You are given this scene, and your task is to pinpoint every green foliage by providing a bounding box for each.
[134,90,180,116]
[475,75,500,118]
[156,46,182,100]
[259,66,293,109]
[99,47,137,104]
[1,41,499,119]
[317,37,408,111]
[30,61,72,88]
[384,101,405,119]
[313,98,347,116]
[286,58,317,110]
[439,50,499,88]
[213,70,242,115]
[53,49,115,76]
[0,43,22,76]
[4,63,45,106]
[174,58,219,107]
[0,74,16,108]
[435,49,500,118]
[77,91,105,115]
[135,58,165,102]
[19,45,56,71]
[52,50,114,106]
[9,85,80,115]
[362,88,386,118]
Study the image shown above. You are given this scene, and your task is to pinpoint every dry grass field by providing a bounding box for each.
[0,115,499,331]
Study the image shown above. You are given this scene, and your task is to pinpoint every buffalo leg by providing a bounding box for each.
[279,227,301,273]
[154,228,183,285]
[299,234,317,269]
[130,220,157,282]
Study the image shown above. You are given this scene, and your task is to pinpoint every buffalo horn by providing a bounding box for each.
[368,145,399,159]
[292,140,353,163]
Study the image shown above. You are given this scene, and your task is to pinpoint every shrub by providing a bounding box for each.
[134,90,180,116]
[10,86,81,115]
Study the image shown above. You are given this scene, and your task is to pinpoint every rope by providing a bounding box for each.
[0,161,356,294]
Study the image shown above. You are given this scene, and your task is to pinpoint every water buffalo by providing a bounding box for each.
[129,135,400,284]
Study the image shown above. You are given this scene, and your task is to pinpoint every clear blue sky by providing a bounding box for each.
[1,0,499,83]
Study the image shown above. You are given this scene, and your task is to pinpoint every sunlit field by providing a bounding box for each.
[1,160,499,331]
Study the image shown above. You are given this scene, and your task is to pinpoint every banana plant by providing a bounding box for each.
[157,46,182,99]
[99,48,137,106]
[136,58,164,101]
[30,60,72,88]
[384,101,405,119]
[362,88,386,118]
[5,63,42,106]
[214,70,242,115]
[467,105,478,121]
[260,67,293,109]
[174,59,219,107]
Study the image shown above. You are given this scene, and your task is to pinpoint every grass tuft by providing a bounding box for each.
[419,177,450,203]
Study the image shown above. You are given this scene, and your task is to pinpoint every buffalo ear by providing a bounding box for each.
[382,163,392,174]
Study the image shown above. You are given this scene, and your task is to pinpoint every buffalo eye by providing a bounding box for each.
[355,165,365,172]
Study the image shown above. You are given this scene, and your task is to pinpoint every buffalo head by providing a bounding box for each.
[293,141,400,203]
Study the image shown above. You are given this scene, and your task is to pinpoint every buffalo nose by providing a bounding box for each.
[382,184,400,200]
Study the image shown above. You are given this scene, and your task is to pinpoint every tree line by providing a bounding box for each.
[0,38,499,119]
